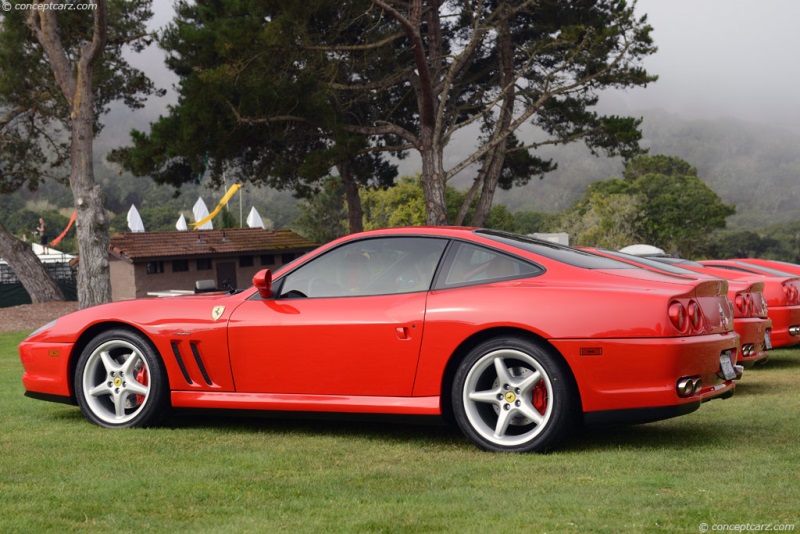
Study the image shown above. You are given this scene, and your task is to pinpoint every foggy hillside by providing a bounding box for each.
[494,109,800,229]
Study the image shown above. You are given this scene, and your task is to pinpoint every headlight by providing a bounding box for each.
[26,319,58,339]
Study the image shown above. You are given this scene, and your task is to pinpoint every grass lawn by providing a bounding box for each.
[1,329,798,532]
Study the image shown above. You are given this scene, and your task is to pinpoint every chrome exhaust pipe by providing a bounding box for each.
[677,377,700,398]
[692,378,703,393]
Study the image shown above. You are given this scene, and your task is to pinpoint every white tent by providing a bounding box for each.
[175,213,188,231]
[619,244,666,256]
[246,206,265,229]
[127,204,145,233]
[192,197,213,230]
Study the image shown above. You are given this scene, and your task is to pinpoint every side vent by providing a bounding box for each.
[170,342,194,384]
[190,342,214,386]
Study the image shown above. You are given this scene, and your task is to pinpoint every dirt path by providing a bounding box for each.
[0,301,79,333]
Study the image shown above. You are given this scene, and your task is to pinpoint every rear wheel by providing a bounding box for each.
[74,329,168,428]
[451,336,577,452]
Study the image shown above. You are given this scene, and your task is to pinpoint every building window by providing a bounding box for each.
[281,253,295,265]
[239,255,254,267]
[172,259,189,272]
[196,258,212,271]
[146,261,164,274]
[260,254,275,266]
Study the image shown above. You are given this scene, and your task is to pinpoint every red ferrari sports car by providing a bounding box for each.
[694,259,800,349]
[583,249,770,369]
[19,228,739,453]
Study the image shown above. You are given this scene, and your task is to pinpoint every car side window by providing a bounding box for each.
[439,242,541,288]
[280,237,448,298]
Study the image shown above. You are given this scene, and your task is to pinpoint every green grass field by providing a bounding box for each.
[2,330,798,532]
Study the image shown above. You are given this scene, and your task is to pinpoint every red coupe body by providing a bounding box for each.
[582,249,770,368]
[697,259,800,349]
[19,228,738,452]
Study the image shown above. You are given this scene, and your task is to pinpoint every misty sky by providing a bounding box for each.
[606,0,800,130]
[113,0,800,154]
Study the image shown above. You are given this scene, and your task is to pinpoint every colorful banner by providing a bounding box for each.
[190,184,243,229]
[50,211,77,246]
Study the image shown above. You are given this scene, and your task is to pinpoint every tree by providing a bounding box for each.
[293,177,349,244]
[359,175,516,232]
[0,220,65,302]
[564,155,736,256]
[559,191,645,249]
[112,1,655,231]
[0,0,161,308]
[259,0,656,225]
[110,0,399,235]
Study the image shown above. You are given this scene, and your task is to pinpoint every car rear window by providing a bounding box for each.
[599,249,698,275]
[476,230,635,270]
[732,261,795,277]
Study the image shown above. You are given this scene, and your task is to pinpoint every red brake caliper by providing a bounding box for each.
[532,381,547,414]
[135,367,149,406]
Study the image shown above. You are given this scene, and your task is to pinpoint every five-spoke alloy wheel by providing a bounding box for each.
[452,336,576,452]
[75,329,168,428]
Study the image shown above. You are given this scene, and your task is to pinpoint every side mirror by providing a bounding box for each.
[252,269,273,298]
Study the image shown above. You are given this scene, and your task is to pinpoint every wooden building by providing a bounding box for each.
[108,228,317,300]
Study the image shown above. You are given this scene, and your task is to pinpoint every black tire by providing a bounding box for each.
[74,329,169,428]
[451,336,577,452]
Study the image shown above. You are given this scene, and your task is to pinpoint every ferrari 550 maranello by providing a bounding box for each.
[19,228,740,452]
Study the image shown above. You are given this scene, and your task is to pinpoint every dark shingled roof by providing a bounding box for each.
[109,228,317,262]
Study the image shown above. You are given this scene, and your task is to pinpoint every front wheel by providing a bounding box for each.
[74,329,168,428]
[451,337,577,452]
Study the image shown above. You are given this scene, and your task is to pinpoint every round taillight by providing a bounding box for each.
[687,300,702,330]
[668,301,687,333]
[734,294,744,315]
[792,286,799,304]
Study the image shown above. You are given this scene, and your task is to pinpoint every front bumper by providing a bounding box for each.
[19,340,75,400]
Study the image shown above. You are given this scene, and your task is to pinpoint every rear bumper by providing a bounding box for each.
[766,306,800,348]
[735,317,771,367]
[551,332,738,415]
[584,386,735,427]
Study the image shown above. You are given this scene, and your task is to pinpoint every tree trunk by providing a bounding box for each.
[454,173,483,226]
[28,1,110,309]
[0,223,65,303]
[419,131,448,225]
[337,160,364,234]
[71,111,112,309]
[469,142,508,227]
[469,19,515,228]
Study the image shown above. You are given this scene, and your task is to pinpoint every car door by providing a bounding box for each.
[227,236,448,396]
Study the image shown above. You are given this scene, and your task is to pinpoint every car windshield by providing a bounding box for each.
[476,230,635,269]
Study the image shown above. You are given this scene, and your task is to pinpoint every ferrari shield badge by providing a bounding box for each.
[211,306,225,321]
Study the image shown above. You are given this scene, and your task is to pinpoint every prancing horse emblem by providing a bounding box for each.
[211,306,225,321]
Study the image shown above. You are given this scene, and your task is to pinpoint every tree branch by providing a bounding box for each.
[27,4,77,103]
[303,31,405,52]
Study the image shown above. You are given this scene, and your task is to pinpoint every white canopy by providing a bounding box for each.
[619,244,666,256]
[127,204,145,233]
[246,206,265,229]
[175,213,188,231]
[192,197,213,230]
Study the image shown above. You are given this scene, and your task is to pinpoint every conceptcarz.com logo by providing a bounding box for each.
[2,2,98,12]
